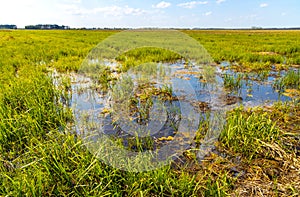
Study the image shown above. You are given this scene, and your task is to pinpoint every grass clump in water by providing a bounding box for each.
[275,69,300,90]
[223,73,243,91]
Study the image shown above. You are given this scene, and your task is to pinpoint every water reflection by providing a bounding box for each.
[70,61,294,161]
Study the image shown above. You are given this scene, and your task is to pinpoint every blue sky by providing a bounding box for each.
[0,0,299,28]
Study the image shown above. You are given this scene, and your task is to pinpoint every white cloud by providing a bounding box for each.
[203,11,212,16]
[216,0,226,4]
[59,4,146,17]
[281,12,286,16]
[177,1,208,9]
[260,3,268,8]
[94,6,146,16]
[152,1,171,9]
[225,18,232,22]
[58,4,86,16]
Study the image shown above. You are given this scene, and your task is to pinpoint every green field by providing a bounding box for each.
[0,29,299,196]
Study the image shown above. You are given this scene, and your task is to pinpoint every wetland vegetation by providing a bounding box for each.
[0,29,299,196]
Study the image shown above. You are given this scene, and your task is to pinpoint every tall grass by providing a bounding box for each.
[220,107,280,160]
[275,69,300,90]
[0,30,233,196]
[223,73,243,91]
[185,30,300,69]
[0,66,71,153]
[0,29,299,196]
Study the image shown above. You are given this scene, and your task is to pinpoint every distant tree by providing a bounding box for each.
[0,24,17,29]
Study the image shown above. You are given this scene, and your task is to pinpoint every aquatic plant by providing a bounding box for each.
[275,69,300,90]
[223,73,243,91]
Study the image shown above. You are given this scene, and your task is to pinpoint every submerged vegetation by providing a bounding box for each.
[0,29,299,196]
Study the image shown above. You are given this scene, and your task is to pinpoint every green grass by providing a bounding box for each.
[0,29,299,196]
[217,103,300,196]
[219,107,281,160]
[0,66,72,153]
[116,47,184,71]
[0,30,231,196]
[275,69,300,90]
[223,73,243,91]
[1,129,235,196]
[0,30,116,73]
[184,30,300,69]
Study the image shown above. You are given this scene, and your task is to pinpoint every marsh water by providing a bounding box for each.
[67,61,294,160]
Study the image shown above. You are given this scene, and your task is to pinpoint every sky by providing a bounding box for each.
[0,0,299,28]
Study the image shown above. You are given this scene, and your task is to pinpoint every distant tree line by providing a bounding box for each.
[0,24,17,29]
[1,24,300,30]
[25,24,70,30]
